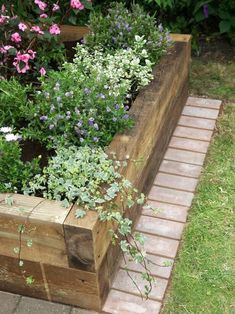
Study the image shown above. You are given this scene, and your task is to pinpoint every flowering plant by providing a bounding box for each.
[0,127,41,192]
[85,2,171,63]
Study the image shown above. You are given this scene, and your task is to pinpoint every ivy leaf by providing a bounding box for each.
[134,232,145,246]
[137,193,145,205]
[61,198,70,208]
[5,195,14,206]
[13,247,20,254]
[27,239,33,248]
[19,260,24,267]
[75,209,86,219]
[26,276,35,285]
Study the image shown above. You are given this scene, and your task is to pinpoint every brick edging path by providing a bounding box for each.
[0,96,222,314]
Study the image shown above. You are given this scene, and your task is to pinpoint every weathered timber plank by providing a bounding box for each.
[0,254,47,300]
[0,196,71,267]
[43,263,101,311]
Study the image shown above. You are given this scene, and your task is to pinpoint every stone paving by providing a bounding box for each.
[0,97,222,314]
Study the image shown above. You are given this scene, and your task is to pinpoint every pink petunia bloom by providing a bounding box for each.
[13,52,32,73]
[52,3,60,11]
[39,67,46,76]
[0,14,9,25]
[0,45,14,53]
[31,25,44,35]
[11,32,22,43]
[18,22,27,31]
[40,13,48,18]
[28,50,36,59]
[49,24,60,35]
[34,0,47,10]
[70,0,84,10]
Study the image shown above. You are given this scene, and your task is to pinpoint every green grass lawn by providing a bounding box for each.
[163,58,235,314]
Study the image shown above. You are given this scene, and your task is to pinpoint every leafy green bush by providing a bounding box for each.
[0,128,41,193]
[85,2,171,62]
[0,78,31,128]
[24,36,153,148]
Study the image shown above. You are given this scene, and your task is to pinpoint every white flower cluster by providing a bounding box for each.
[70,35,153,97]
[0,127,22,141]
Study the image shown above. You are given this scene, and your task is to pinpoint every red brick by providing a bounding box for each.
[143,200,188,222]
[169,136,209,153]
[136,216,184,240]
[183,106,219,119]
[154,172,198,192]
[186,97,222,109]
[173,126,213,141]
[149,186,194,207]
[165,148,206,165]
[142,233,179,258]
[159,160,202,178]
[120,253,173,279]
[178,115,216,130]
[102,289,161,314]
[112,269,168,301]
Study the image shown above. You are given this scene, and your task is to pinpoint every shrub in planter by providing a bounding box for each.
[23,36,153,148]
[0,127,41,193]
[0,78,31,127]
[85,2,171,62]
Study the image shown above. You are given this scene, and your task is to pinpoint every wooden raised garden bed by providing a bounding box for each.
[0,30,191,311]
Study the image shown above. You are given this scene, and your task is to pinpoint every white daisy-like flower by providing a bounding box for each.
[0,127,12,133]
[5,133,21,142]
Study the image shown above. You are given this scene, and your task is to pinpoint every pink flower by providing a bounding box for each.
[18,22,27,31]
[28,50,36,59]
[31,25,44,35]
[0,14,9,25]
[39,67,46,76]
[49,24,60,35]
[34,0,47,10]
[40,13,48,18]
[1,5,6,12]
[0,45,14,53]
[52,3,60,11]
[70,0,84,10]
[13,52,31,73]
[11,32,22,43]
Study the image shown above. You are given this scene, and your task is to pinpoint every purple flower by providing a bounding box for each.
[122,114,129,120]
[77,121,83,127]
[112,117,117,122]
[84,87,91,95]
[88,117,94,126]
[124,105,129,111]
[65,91,73,97]
[115,104,120,110]
[203,4,209,18]
[80,137,84,143]
[49,124,55,129]
[158,23,163,32]
[98,93,106,99]
[93,137,99,142]
[40,115,48,121]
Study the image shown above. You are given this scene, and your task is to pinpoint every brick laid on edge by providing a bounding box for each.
[136,215,184,240]
[178,115,216,130]
[173,126,213,141]
[154,172,198,192]
[186,97,222,109]
[159,160,202,178]
[169,136,210,153]
[0,291,20,314]
[142,200,189,223]
[165,148,206,166]
[183,106,219,119]
[149,186,194,207]
[103,289,161,314]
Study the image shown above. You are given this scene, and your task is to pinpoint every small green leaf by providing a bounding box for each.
[5,196,14,206]
[26,275,35,285]
[13,247,20,254]
[27,239,33,247]
[75,209,86,219]
[219,20,231,33]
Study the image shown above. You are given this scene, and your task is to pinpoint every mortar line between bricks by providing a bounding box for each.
[110,287,164,303]
[139,215,185,226]
[171,134,211,143]
[161,158,203,168]
[147,197,190,208]
[135,228,182,241]
[164,156,204,166]
[119,266,171,281]
[140,212,187,224]
[181,113,217,121]
[12,295,22,314]
[184,105,220,113]
[178,120,216,131]
[167,145,207,154]
[152,183,195,194]
[157,170,200,179]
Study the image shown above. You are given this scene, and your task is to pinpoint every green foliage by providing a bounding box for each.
[85,2,171,63]
[0,131,41,193]
[0,78,31,128]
